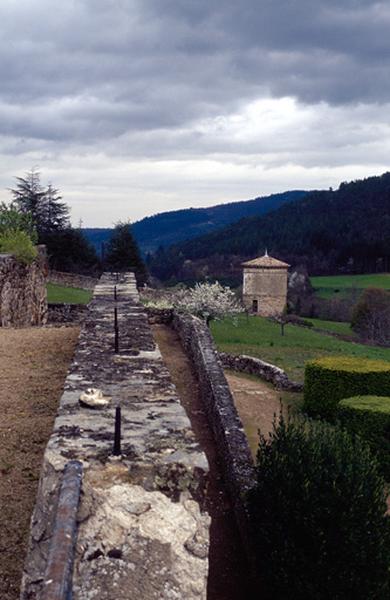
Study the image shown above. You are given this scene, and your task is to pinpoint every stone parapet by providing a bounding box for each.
[21,273,209,600]
[171,312,256,565]
[145,305,174,324]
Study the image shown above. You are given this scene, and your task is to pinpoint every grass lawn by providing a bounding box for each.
[307,318,356,337]
[47,283,92,304]
[311,273,390,299]
[211,314,390,383]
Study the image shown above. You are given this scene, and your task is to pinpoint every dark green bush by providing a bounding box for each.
[303,356,390,418]
[338,395,390,480]
[248,414,390,600]
[0,229,38,264]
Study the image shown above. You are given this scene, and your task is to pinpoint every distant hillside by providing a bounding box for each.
[149,172,390,284]
[83,190,307,255]
[81,228,113,258]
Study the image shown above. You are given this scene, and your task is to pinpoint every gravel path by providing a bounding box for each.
[0,326,80,600]
[225,371,284,457]
[152,324,254,600]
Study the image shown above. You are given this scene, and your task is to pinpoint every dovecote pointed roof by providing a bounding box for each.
[242,253,290,269]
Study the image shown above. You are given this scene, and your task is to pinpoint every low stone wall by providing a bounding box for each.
[219,352,303,392]
[145,305,174,324]
[48,270,97,290]
[47,303,89,324]
[171,312,256,562]
[0,247,47,327]
[21,273,210,600]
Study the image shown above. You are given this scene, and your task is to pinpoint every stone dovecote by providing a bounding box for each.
[242,252,289,317]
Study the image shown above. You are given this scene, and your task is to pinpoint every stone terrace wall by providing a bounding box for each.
[48,269,97,290]
[171,313,256,562]
[0,246,47,327]
[219,352,303,392]
[21,273,210,600]
[47,302,89,324]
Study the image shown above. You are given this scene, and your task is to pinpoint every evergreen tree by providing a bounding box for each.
[10,169,70,235]
[41,183,70,232]
[10,168,47,228]
[9,169,97,274]
[105,221,147,284]
[43,228,100,274]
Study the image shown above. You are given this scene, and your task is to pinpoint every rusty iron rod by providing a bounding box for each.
[113,405,122,456]
[41,460,83,600]
[114,306,119,353]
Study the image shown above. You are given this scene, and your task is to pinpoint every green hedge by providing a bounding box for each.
[303,356,390,418]
[338,395,390,480]
[249,414,390,599]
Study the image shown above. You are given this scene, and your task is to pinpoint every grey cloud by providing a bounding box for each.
[0,0,390,152]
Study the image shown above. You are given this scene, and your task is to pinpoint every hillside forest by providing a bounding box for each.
[147,172,390,285]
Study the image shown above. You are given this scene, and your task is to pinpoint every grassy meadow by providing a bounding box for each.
[46,283,92,304]
[311,272,390,299]
[211,314,390,383]
[306,318,356,337]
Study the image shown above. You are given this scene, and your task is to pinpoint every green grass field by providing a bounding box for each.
[307,318,356,337]
[211,314,390,383]
[311,273,390,299]
[47,283,92,304]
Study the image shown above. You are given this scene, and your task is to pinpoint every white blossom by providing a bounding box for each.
[173,281,244,323]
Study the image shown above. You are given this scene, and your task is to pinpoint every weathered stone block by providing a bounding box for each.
[0,246,47,327]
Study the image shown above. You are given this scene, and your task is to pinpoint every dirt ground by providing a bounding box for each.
[152,324,254,600]
[0,326,80,600]
[225,371,284,457]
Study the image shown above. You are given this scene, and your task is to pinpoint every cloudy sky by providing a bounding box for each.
[1,0,390,226]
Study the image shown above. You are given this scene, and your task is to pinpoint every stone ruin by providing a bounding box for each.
[21,273,210,599]
[0,245,48,327]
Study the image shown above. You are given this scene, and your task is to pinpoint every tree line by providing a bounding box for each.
[148,172,390,284]
[0,169,146,281]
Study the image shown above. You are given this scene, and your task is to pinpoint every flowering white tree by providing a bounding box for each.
[173,281,244,325]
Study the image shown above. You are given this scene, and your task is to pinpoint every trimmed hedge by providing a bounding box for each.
[303,356,390,418]
[338,395,390,480]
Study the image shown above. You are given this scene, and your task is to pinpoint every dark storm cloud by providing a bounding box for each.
[1,0,390,148]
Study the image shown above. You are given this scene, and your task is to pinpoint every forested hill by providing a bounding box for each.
[83,190,307,255]
[149,172,390,283]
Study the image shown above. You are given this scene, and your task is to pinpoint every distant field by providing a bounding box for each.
[211,314,390,383]
[47,283,92,304]
[311,273,390,299]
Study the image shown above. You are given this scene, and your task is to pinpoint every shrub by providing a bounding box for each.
[0,202,37,243]
[338,395,390,479]
[351,288,390,346]
[248,414,390,600]
[0,229,38,264]
[303,356,390,418]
